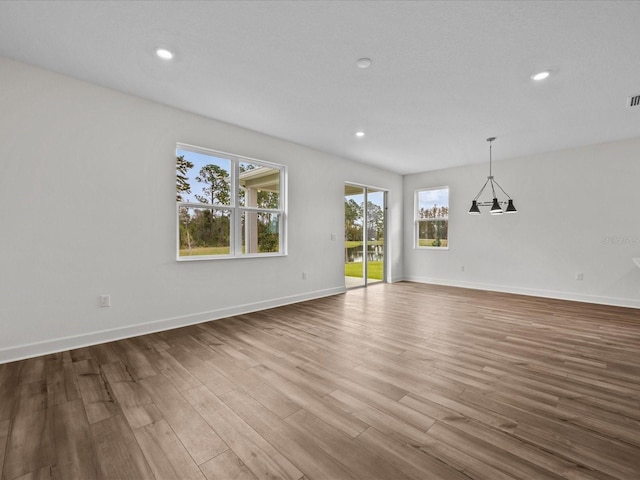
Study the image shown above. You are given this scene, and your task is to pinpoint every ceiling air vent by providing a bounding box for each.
[628,94,640,108]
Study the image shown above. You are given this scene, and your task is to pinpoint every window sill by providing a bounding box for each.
[177,252,287,262]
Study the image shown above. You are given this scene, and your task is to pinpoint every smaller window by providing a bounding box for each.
[415,187,449,249]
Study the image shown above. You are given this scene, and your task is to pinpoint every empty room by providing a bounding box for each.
[0,1,639,479]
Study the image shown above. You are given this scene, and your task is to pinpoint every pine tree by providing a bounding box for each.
[176,155,194,202]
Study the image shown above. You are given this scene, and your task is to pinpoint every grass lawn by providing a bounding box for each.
[418,238,448,247]
[179,244,279,256]
[179,246,230,256]
[345,240,384,248]
[345,261,383,280]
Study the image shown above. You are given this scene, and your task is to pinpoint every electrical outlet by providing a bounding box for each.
[575,273,584,281]
[330,233,337,241]
[302,272,307,280]
[99,295,111,307]
[460,265,465,272]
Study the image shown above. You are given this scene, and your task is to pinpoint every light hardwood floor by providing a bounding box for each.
[1,282,639,480]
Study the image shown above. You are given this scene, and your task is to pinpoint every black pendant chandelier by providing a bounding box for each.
[468,137,517,215]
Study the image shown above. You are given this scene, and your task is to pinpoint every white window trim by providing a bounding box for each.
[176,143,287,261]
[414,186,449,250]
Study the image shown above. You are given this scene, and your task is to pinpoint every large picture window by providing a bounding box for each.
[415,187,449,249]
[176,143,286,260]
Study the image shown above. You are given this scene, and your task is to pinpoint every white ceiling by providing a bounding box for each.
[1,0,639,174]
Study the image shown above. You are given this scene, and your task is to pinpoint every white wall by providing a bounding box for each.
[404,138,640,308]
[0,57,403,363]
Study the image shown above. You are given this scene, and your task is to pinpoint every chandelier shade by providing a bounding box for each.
[468,137,517,215]
[490,198,502,214]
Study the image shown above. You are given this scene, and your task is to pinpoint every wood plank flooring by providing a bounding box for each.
[1,282,639,479]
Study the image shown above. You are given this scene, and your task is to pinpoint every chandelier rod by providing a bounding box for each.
[492,177,513,200]
[489,137,493,178]
[472,177,490,202]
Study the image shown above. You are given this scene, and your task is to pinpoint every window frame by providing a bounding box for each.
[414,186,449,250]
[176,143,287,261]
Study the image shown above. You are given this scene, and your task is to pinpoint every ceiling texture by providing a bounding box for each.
[1,0,639,175]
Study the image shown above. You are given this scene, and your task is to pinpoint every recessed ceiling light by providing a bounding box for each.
[532,70,550,81]
[156,48,174,60]
[355,131,365,138]
[356,58,372,69]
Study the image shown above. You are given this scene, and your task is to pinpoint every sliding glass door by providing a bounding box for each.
[344,184,386,288]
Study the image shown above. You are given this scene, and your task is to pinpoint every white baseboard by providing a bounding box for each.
[0,286,346,364]
[402,275,640,309]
